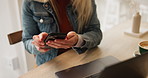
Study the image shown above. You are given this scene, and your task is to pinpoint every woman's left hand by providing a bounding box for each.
[46,31,78,49]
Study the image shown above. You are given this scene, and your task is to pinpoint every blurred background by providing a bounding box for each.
[0,0,148,78]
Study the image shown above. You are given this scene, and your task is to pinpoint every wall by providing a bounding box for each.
[0,0,27,78]
[17,0,36,71]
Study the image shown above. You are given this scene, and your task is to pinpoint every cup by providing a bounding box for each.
[138,41,148,54]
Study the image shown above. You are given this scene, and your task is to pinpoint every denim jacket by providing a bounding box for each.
[22,0,102,65]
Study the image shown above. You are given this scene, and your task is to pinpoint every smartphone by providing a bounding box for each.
[42,33,67,49]
[44,33,67,43]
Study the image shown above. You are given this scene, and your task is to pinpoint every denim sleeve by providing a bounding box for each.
[73,0,103,54]
[22,0,41,55]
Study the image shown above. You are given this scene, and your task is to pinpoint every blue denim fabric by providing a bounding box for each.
[22,0,102,66]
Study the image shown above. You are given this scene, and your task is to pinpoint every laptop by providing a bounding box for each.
[55,53,148,78]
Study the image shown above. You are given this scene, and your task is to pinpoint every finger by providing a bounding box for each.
[47,41,71,49]
[36,47,50,52]
[67,34,78,42]
[66,31,76,40]
[48,44,71,49]
[33,34,46,45]
[48,40,73,47]
[39,32,48,41]
[55,33,78,46]
[33,35,40,41]
[33,35,45,45]
[66,32,78,46]
[32,41,45,48]
[54,39,73,46]
[33,35,43,43]
[46,42,60,49]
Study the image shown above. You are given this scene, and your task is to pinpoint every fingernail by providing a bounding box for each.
[41,43,44,45]
[47,41,50,44]
[65,37,69,40]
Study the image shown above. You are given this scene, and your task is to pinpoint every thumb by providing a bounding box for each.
[39,32,48,41]
[66,31,76,40]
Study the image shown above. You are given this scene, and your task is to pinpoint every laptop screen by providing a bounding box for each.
[96,52,148,78]
[55,56,119,78]
[55,53,148,78]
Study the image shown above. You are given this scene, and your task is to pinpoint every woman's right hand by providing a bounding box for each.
[32,32,50,53]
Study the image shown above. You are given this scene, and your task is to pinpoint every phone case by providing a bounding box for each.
[42,33,67,49]
[44,33,67,43]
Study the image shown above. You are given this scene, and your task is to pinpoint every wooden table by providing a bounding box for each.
[19,20,148,78]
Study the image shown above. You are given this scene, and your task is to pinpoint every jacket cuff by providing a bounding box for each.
[72,47,87,54]
[73,35,84,47]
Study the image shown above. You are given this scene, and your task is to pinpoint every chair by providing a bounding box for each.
[7,30,23,45]
[7,30,37,68]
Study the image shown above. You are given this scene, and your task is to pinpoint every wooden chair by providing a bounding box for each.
[7,30,38,68]
[7,30,23,45]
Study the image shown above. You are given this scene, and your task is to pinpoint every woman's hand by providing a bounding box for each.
[32,32,50,52]
[46,31,78,49]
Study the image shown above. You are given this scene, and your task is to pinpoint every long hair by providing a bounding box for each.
[72,0,93,33]
[34,0,93,33]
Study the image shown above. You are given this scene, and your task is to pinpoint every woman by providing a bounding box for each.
[22,0,102,66]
